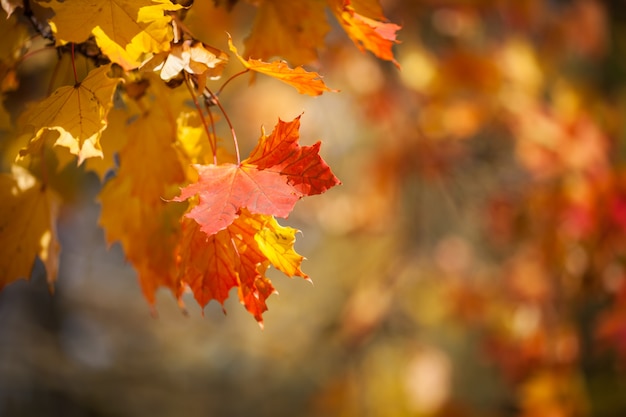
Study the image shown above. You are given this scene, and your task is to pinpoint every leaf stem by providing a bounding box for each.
[204,87,241,165]
[216,68,250,97]
[203,100,219,165]
[15,44,56,67]
[70,43,79,85]
[183,72,218,162]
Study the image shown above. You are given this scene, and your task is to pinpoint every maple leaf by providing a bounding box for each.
[254,214,307,278]
[174,115,340,236]
[246,114,341,196]
[46,0,182,69]
[0,166,60,291]
[329,0,401,67]
[228,35,336,96]
[243,0,330,66]
[19,64,122,164]
[176,209,306,323]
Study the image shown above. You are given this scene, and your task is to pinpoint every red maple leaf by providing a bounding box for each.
[174,115,340,236]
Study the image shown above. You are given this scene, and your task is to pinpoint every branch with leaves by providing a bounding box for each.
[0,0,400,324]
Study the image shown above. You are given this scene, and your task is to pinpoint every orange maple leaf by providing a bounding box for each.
[229,35,337,96]
[177,209,307,324]
[174,115,340,236]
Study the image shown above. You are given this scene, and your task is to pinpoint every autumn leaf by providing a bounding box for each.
[329,0,401,67]
[247,114,342,196]
[174,115,340,236]
[19,64,122,164]
[228,35,336,96]
[254,214,307,279]
[175,161,300,236]
[243,0,330,66]
[176,209,306,323]
[46,0,182,69]
[0,166,60,291]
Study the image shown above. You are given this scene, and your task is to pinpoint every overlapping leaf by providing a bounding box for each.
[174,115,340,236]
[19,64,122,164]
[0,166,60,291]
[229,36,336,96]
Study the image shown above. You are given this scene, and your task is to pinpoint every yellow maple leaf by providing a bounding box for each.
[229,35,336,96]
[244,0,330,66]
[47,0,182,69]
[0,166,61,291]
[254,215,307,279]
[19,64,122,164]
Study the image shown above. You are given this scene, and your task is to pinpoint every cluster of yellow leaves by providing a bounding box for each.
[0,0,399,323]
[45,0,183,70]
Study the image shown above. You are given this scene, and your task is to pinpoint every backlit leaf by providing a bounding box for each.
[19,64,122,164]
[174,115,340,236]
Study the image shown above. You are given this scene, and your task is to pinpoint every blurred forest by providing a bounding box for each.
[3,0,626,416]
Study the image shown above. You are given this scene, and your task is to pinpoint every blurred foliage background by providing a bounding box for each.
[3,0,626,416]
